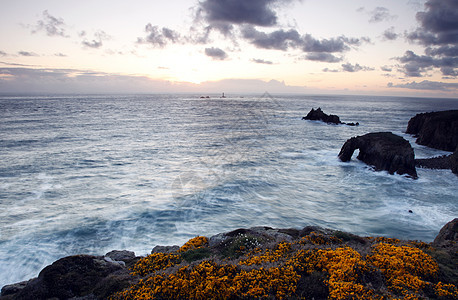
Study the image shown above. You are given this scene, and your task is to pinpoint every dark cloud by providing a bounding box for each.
[199,0,289,27]
[381,66,392,72]
[382,27,398,40]
[0,51,7,57]
[397,50,458,77]
[241,26,366,56]
[425,45,458,57]
[410,0,458,45]
[82,30,110,49]
[305,52,342,63]
[137,24,181,48]
[18,51,39,57]
[369,7,396,23]
[30,10,68,37]
[204,47,228,60]
[241,25,301,50]
[342,63,374,72]
[251,58,273,64]
[399,0,458,77]
[388,80,458,91]
[302,34,348,53]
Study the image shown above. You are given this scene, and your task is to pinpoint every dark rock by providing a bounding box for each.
[151,245,180,254]
[1,255,129,299]
[0,281,30,297]
[451,147,458,174]
[406,110,458,151]
[338,132,418,178]
[433,218,458,248]
[104,250,135,264]
[415,146,458,175]
[302,107,342,124]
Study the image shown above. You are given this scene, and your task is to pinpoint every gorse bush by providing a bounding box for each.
[111,231,457,299]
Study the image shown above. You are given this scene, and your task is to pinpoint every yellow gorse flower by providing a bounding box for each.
[111,234,457,300]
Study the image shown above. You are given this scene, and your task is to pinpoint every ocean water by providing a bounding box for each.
[0,93,457,287]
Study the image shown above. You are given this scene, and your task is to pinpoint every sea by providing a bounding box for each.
[0,93,457,287]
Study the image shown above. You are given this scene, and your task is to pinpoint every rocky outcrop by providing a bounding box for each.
[338,132,418,178]
[415,146,458,174]
[433,218,458,248]
[303,108,342,124]
[1,252,138,300]
[451,147,458,174]
[406,110,458,151]
[2,221,457,300]
[302,108,359,126]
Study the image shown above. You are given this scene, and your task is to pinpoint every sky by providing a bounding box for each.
[0,0,457,97]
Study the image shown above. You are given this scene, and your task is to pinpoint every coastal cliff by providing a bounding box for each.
[406,110,458,152]
[2,219,457,300]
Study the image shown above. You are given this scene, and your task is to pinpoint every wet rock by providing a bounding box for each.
[0,281,30,297]
[1,255,129,299]
[406,110,458,151]
[302,107,342,124]
[104,250,136,264]
[433,218,458,248]
[451,147,458,174]
[415,146,458,175]
[339,132,417,178]
[151,245,180,254]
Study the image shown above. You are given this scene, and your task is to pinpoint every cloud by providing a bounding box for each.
[18,51,39,57]
[137,24,182,48]
[241,25,301,50]
[369,7,397,23]
[399,0,458,77]
[54,53,67,57]
[408,0,458,46]
[82,30,111,49]
[382,27,398,41]
[425,45,458,57]
[305,52,342,63]
[251,58,273,64]
[381,66,393,72]
[322,68,339,73]
[342,63,374,72]
[0,66,308,94]
[241,26,367,56]
[30,10,68,37]
[388,80,458,91]
[396,50,458,77]
[198,0,290,27]
[302,34,355,53]
[0,51,7,57]
[204,47,228,60]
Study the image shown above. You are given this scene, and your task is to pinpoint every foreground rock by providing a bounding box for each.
[2,221,457,299]
[1,252,137,300]
[406,110,458,151]
[339,132,418,178]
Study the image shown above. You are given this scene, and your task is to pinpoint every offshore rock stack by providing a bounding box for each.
[338,132,418,178]
[336,110,458,177]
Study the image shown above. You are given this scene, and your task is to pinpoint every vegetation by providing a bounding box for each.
[111,230,457,299]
